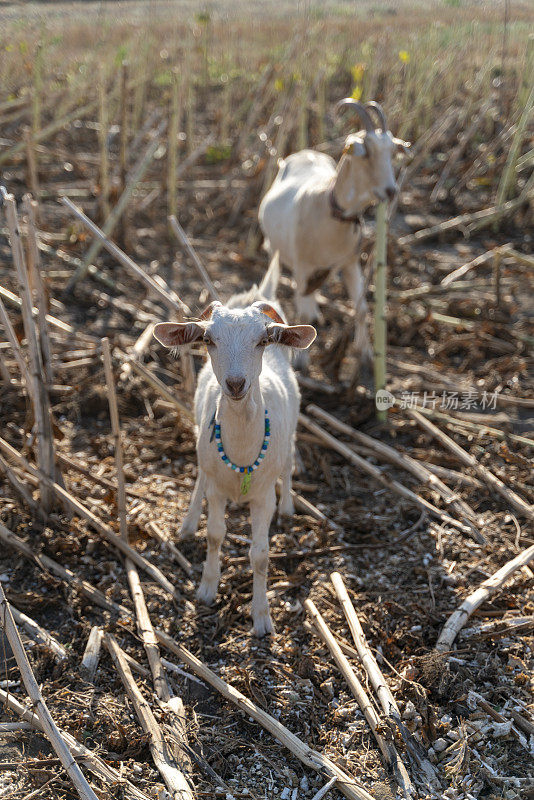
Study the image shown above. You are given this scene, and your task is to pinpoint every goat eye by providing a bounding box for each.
[258,337,269,348]
[203,336,214,346]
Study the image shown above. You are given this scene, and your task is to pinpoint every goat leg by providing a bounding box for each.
[278,448,295,517]
[197,489,226,605]
[249,487,276,636]
[179,469,206,539]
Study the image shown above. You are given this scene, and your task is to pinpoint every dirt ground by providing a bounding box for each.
[0,30,533,800]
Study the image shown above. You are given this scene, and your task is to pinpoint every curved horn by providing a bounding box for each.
[365,101,387,131]
[199,300,221,320]
[335,98,374,133]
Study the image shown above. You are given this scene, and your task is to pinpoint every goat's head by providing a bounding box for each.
[335,99,410,208]
[154,301,316,402]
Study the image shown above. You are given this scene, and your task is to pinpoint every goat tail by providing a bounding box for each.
[258,250,280,301]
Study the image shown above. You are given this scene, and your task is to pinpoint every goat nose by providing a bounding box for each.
[226,377,246,397]
[386,186,397,200]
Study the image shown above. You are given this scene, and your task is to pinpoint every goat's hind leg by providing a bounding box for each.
[293,267,321,371]
[249,487,276,636]
[179,469,206,539]
[342,261,373,373]
[197,487,226,605]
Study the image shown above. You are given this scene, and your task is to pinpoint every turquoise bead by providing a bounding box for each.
[213,408,270,475]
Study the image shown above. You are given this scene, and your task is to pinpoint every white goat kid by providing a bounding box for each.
[259,99,409,371]
[153,261,316,636]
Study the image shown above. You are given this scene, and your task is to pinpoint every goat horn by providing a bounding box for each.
[335,98,375,133]
[199,300,221,320]
[365,101,387,131]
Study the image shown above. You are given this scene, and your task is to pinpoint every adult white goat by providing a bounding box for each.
[259,99,409,371]
[153,257,316,636]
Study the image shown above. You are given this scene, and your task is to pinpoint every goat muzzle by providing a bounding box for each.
[226,377,247,399]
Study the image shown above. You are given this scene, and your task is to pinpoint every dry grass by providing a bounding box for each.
[1,1,533,146]
[0,1,533,799]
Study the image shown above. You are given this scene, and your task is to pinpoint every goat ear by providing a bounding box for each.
[153,321,205,348]
[268,323,317,350]
[199,301,221,320]
[392,137,410,154]
[253,301,285,325]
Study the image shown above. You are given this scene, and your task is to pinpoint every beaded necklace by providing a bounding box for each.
[213,409,270,496]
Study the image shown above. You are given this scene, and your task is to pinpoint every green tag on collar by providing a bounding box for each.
[240,471,251,495]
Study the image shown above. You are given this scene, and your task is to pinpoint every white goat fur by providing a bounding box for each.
[259,123,408,367]
[153,257,316,636]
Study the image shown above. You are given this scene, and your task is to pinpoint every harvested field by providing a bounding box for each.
[0,2,533,800]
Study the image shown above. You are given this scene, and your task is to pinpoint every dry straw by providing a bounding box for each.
[1,187,56,510]
[0,584,100,800]
[373,201,388,421]
[436,543,534,652]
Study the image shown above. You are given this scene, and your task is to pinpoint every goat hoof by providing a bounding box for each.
[252,612,274,637]
[179,517,197,540]
[197,581,217,605]
[278,501,295,518]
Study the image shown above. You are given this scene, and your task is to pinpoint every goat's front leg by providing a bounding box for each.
[278,448,295,517]
[197,487,226,605]
[342,261,372,366]
[179,468,206,539]
[249,487,276,636]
